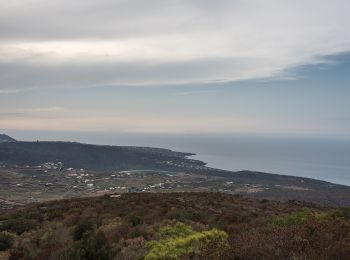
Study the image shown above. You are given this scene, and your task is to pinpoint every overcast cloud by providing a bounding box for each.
[0,0,350,91]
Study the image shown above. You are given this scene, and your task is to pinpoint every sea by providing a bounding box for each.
[6,131,350,186]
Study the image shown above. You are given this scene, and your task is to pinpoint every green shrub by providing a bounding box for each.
[270,209,314,227]
[145,222,229,260]
[39,224,70,249]
[271,207,350,227]
[128,226,149,239]
[330,208,350,220]
[0,231,14,251]
[0,218,38,235]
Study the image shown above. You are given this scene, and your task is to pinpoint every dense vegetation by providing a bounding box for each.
[0,192,349,259]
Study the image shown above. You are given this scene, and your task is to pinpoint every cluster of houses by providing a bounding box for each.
[41,162,63,170]
[160,160,204,169]
[10,163,232,195]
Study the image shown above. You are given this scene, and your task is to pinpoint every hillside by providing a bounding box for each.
[1,139,350,207]
[0,141,204,171]
[0,192,349,259]
[0,135,16,143]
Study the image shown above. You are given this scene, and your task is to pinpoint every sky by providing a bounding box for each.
[1,0,350,139]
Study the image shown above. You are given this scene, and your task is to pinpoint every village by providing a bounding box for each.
[0,161,268,209]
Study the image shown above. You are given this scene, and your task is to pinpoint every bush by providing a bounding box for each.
[0,218,38,235]
[74,230,113,260]
[128,215,143,226]
[270,208,314,227]
[330,208,350,220]
[39,224,70,249]
[0,231,14,251]
[72,221,93,241]
[145,222,229,260]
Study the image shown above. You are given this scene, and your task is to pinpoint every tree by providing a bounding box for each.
[0,231,14,251]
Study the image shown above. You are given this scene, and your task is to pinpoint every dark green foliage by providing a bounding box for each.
[0,218,38,235]
[127,225,149,239]
[76,230,112,260]
[330,207,350,220]
[72,221,93,241]
[0,231,14,251]
[128,215,143,226]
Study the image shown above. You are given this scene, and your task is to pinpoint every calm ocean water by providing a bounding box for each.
[8,131,350,186]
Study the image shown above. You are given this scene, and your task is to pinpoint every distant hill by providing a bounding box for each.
[1,139,350,206]
[0,141,204,171]
[0,134,16,143]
